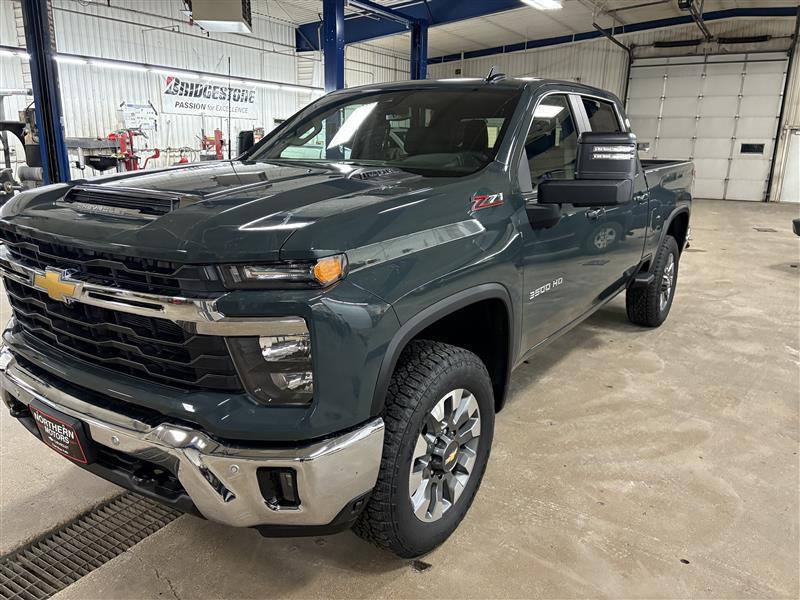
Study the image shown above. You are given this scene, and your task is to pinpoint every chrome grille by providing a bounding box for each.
[0,227,223,297]
[3,278,241,392]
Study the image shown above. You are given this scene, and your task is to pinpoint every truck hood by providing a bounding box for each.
[0,160,467,264]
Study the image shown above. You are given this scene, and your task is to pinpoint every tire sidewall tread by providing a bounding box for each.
[626,234,680,327]
[353,340,495,558]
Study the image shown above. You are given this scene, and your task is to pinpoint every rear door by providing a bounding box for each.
[518,92,612,352]
[578,96,649,289]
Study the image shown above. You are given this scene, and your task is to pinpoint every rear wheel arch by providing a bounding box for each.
[371,284,515,416]
[663,208,690,255]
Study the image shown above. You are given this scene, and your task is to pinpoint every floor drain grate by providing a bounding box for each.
[0,493,182,600]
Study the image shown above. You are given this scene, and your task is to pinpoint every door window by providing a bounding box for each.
[581,97,622,132]
[524,94,579,190]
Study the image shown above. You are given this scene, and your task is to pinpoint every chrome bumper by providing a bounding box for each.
[0,346,384,528]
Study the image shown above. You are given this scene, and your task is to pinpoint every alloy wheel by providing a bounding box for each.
[408,388,481,522]
[660,252,676,312]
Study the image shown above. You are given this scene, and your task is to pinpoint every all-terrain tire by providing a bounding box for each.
[626,234,680,327]
[353,340,495,558]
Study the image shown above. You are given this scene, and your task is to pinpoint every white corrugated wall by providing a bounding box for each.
[297,43,410,90]
[1,0,316,178]
[429,39,629,98]
[50,0,303,175]
[346,43,410,87]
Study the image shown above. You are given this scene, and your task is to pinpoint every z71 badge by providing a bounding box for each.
[530,277,564,301]
[471,193,504,212]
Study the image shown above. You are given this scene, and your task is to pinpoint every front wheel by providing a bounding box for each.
[353,340,494,558]
[626,234,680,327]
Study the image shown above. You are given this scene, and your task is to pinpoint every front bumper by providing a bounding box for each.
[0,345,384,529]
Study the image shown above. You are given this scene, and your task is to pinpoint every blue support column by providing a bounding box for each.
[21,0,70,184]
[322,0,345,92]
[410,20,429,80]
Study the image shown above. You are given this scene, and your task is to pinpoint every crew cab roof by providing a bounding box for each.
[330,77,622,105]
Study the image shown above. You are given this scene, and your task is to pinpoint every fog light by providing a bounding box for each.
[226,326,314,406]
[257,467,300,509]
[259,334,310,361]
[271,371,313,393]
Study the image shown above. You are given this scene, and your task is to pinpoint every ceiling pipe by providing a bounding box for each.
[592,22,634,111]
[686,0,713,42]
[592,22,631,54]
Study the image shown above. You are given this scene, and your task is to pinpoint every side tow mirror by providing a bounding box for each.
[238,130,256,156]
[577,132,637,180]
[538,178,633,207]
[536,132,637,207]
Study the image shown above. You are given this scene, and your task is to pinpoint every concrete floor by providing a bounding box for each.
[1,199,798,598]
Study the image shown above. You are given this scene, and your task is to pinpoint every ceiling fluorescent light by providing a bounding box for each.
[522,0,563,10]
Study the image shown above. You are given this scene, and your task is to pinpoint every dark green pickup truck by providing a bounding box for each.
[0,78,691,557]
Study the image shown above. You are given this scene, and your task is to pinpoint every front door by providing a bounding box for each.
[579,96,649,292]
[518,93,614,352]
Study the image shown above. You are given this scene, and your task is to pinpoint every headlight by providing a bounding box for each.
[221,254,348,289]
[226,323,314,405]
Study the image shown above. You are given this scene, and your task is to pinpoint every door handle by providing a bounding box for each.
[586,208,605,220]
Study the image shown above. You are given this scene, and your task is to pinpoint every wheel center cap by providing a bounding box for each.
[431,439,459,474]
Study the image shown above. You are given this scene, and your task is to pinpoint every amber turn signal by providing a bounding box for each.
[313,254,348,286]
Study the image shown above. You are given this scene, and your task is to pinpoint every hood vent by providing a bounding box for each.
[63,185,197,217]
[348,167,401,181]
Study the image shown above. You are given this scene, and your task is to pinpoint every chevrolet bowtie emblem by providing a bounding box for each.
[33,269,79,303]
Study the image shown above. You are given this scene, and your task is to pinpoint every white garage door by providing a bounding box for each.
[627,53,788,201]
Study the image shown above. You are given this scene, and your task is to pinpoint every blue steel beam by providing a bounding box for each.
[410,20,428,80]
[350,0,427,80]
[323,0,345,91]
[297,0,523,52]
[20,0,71,184]
[349,0,414,27]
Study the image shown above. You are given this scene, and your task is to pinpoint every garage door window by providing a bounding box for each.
[582,98,622,133]
[525,94,579,188]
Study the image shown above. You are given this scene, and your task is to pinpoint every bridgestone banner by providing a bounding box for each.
[161,76,257,119]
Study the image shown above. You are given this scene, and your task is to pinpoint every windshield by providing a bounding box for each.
[248,87,522,176]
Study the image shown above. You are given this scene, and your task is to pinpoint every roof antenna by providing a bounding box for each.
[485,66,506,83]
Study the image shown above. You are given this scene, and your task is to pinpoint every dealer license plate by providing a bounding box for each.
[29,400,95,464]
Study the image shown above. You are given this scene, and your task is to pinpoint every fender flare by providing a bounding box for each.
[370,283,516,416]
[660,205,691,251]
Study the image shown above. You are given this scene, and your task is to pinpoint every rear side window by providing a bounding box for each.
[582,97,622,133]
